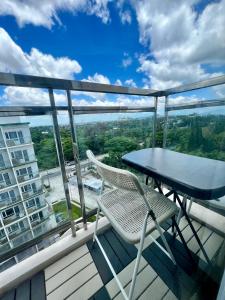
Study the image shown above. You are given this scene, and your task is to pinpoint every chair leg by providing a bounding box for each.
[155,220,176,265]
[92,206,100,248]
[128,212,149,300]
[187,198,193,214]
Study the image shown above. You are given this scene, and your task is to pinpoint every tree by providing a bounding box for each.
[103,136,138,168]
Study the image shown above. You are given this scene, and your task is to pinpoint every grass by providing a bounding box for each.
[53,201,95,222]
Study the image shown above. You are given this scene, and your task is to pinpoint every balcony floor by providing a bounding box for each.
[1,217,224,300]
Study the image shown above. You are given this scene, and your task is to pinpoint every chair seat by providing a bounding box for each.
[98,187,178,244]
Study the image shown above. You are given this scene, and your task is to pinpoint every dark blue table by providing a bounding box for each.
[122,148,225,263]
[122,148,225,200]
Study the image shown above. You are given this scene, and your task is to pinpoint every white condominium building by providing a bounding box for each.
[0,117,56,257]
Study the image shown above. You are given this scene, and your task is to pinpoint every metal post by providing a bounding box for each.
[66,90,87,230]
[163,96,169,148]
[48,88,76,237]
[152,96,158,147]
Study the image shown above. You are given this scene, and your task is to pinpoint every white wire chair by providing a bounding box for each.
[86,150,178,300]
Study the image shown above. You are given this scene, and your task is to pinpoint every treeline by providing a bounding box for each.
[165,114,225,161]
[30,118,153,170]
[30,114,225,171]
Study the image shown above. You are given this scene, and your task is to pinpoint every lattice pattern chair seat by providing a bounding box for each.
[99,187,178,244]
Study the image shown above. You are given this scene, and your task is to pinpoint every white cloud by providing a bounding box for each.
[124,79,137,87]
[0,86,67,106]
[119,10,132,24]
[132,0,225,89]
[84,73,110,85]
[0,0,111,28]
[122,53,132,68]
[122,56,132,68]
[0,28,82,78]
[114,79,122,86]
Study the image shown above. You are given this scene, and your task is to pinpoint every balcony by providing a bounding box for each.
[0,235,8,245]
[0,195,21,209]
[17,172,39,183]
[3,210,26,226]
[26,201,47,214]
[30,213,50,228]
[0,162,11,171]
[0,179,16,190]
[22,188,43,200]
[0,140,6,148]
[0,73,225,300]
[5,136,32,147]
[0,242,10,255]
[11,156,37,167]
[10,230,33,248]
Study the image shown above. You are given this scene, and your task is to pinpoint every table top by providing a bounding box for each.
[122,148,225,200]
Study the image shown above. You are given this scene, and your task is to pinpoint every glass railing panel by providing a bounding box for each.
[73,111,154,213]
[163,86,225,299]
[0,106,71,269]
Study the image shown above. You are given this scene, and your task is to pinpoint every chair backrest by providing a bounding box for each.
[86,150,145,195]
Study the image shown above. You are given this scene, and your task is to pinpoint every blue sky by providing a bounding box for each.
[0,0,225,108]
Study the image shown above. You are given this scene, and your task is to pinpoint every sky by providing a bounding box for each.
[0,0,225,109]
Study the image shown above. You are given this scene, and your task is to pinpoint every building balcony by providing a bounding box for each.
[17,172,39,183]
[0,180,16,190]
[0,195,22,209]
[0,213,225,300]
[5,136,32,148]
[3,211,26,226]
[0,235,8,246]
[22,188,43,200]
[11,156,37,167]
[0,140,6,148]
[0,162,12,171]
[10,230,33,248]
[0,241,10,255]
[30,214,50,228]
[0,72,225,299]
[26,201,47,214]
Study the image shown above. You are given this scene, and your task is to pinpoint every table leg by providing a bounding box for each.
[154,178,163,194]
[174,192,211,264]
[172,216,195,264]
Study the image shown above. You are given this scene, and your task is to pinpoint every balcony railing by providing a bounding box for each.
[30,214,50,228]
[0,162,11,170]
[5,136,32,147]
[22,188,43,199]
[3,211,26,226]
[0,140,5,148]
[11,156,36,167]
[0,195,21,209]
[0,72,225,299]
[26,201,47,214]
[17,172,39,183]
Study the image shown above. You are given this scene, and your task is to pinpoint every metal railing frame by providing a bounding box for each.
[0,71,225,262]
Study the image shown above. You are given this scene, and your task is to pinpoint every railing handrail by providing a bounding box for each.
[0,72,225,97]
[0,72,156,96]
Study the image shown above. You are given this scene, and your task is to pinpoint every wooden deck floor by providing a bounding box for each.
[44,217,225,300]
[1,216,224,300]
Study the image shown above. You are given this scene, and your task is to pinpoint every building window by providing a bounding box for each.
[0,153,5,168]
[5,131,24,143]
[7,223,19,234]
[0,190,16,203]
[0,192,9,202]
[26,199,35,208]
[2,208,14,219]
[0,229,5,238]
[21,184,32,193]
[30,213,39,222]
[0,173,11,186]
